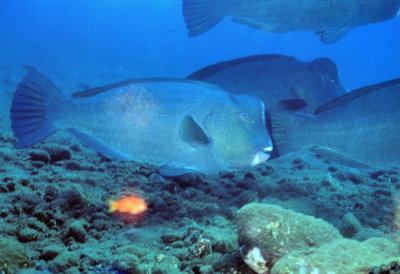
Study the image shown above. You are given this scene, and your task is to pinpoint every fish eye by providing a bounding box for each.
[240,112,255,124]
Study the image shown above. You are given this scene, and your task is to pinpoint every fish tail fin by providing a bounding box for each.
[10,66,63,148]
[108,200,116,213]
[182,0,225,36]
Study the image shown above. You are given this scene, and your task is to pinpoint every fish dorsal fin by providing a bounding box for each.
[315,78,400,115]
[317,28,350,43]
[72,78,215,98]
[310,145,371,169]
[68,128,128,160]
[186,54,292,80]
[72,79,137,98]
[278,99,307,111]
[179,115,210,148]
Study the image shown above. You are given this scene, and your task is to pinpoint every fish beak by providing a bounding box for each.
[263,146,273,153]
[251,150,270,166]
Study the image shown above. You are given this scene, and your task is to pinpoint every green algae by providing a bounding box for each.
[0,237,32,273]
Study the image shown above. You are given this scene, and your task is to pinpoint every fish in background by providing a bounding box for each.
[10,66,273,176]
[182,0,400,43]
[187,54,347,114]
[271,78,400,168]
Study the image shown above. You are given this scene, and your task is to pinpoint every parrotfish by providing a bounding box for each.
[187,54,347,114]
[271,78,400,168]
[10,66,273,176]
[183,0,400,43]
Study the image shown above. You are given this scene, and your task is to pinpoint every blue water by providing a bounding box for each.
[1,1,400,273]
[1,0,399,91]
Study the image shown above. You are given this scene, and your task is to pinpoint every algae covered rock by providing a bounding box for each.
[48,250,80,273]
[0,237,32,272]
[354,227,385,241]
[237,203,341,255]
[237,203,341,273]
[338,212,363,238]
[17,227,39,243]
[151,254,182,274]
[271,238,400,274]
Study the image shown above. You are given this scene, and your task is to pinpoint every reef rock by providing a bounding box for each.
[237,203,340,273]
[271,238,400,273]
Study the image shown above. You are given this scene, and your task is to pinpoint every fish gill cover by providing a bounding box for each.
[0,1,400,273]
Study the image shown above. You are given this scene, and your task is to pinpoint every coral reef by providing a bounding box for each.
[0,131,399,273]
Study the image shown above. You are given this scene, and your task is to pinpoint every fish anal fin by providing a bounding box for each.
[68,128,128,160]
[179,115,210,148]
[310,145,371,168]
[159,165,195,177]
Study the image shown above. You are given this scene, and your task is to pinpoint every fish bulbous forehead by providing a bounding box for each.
[229,94,265,120]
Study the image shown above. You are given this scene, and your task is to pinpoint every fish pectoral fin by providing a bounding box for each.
[179,115,210,148]
[317,28,350,43]
[68,128,128,160]
[310,145,371,169]
[159,165,196,177]
[232,17,276,32]
[270,110,304,149]
[277,99,307,111]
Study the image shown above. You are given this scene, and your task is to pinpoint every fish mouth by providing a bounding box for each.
[251,148,272,167]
